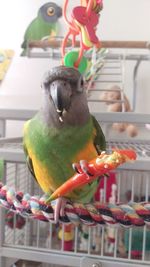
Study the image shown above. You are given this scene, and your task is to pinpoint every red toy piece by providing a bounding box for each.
[72,6,99,45]
[58,224,74,251]
[5,211,26,229]
[95,172,117,202]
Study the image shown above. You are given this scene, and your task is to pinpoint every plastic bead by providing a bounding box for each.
[64,51,88,74]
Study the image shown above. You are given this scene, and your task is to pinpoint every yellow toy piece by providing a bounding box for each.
[81,0,97,8]
[0,49,14,81]
[58,229,74,241]
[74,20,93,48]
[58,224,74,241]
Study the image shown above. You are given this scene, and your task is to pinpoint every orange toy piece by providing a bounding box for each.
[49,149,136,201]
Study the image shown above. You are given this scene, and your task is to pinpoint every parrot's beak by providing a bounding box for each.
[50,81,71,122]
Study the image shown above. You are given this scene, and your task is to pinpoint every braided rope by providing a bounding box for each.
[1,182,150,226]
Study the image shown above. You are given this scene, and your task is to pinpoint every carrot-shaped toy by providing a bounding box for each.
[49,149,136,201]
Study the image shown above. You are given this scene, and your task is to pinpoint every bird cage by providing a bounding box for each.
[0,112,150,267]
[0,44,150,267]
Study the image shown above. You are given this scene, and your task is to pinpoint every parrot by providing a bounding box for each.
[21,2,62,56]
[23,65,106,222]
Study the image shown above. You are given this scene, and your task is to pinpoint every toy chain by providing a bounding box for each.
[62,0,103,71]
[0,183,150,227]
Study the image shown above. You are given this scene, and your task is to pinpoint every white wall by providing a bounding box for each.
[0,0,150,136]
[101,0,150,41]
[0,0,150,50]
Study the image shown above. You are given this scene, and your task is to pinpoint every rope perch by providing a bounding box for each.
[1,183,150,227]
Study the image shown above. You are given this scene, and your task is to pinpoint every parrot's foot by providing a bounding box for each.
[72,160,94,176]
[51,197,68,224]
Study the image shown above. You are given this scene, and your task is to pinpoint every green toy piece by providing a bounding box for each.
[125,227,150,255]
[64,51,88,74]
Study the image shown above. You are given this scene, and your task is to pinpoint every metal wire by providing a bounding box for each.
[1,155,150,266]
[0,47,150,265]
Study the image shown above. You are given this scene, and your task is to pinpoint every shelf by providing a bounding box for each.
[0,137,149,171]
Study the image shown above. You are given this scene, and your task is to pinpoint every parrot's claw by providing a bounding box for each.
[51,197,68,224]
[72,163,82,174]
[80,160,94,176]
[72,160,94,176]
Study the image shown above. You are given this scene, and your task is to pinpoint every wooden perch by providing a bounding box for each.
[101,41,150,49]
[28,39,150,49]
[28,39,72,49]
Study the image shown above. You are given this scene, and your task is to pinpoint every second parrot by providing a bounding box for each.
[21,2,62,56]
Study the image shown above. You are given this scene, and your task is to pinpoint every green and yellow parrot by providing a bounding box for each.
[23,66,106,221]
[21,2,62,56]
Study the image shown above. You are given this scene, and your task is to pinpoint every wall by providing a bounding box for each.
[1,0,150,49]
[0,0,150,136]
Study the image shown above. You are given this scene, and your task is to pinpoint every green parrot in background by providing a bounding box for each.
[23,66,106,222]
[21,2,62,56]
[124,228,150,255]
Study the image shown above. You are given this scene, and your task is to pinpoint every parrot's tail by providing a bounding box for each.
[20,49,27,57]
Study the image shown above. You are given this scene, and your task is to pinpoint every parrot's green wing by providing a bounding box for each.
[21,16,58,56]
[22,17,57,48]
[92,115,106,153]
[23,142,37,182]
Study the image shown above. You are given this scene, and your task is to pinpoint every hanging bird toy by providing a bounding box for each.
[62,0,103,73]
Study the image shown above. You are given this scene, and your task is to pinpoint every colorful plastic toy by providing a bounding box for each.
[49,149,137,201]
[62,0,103,71]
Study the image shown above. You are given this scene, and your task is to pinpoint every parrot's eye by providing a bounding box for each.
[47,7,55,16]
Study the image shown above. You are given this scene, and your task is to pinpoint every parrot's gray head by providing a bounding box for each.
[38,2,62,23]
[41,66,90,126]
